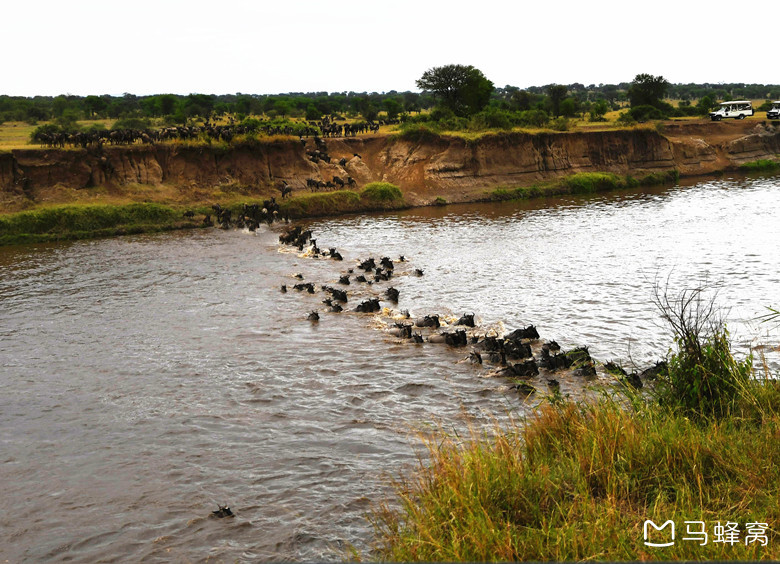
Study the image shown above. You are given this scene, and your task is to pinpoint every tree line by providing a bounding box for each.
[3,79,779,127]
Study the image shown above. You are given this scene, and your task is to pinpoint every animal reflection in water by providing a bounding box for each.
[274,223,660,399]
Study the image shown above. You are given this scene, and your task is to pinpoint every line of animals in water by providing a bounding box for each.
[275,223,666,396]
[209,220,666,519]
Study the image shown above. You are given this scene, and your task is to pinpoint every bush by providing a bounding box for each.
[652,285,752,420]
[549,117,570,131]
[360,182,403,202]
[112,117,152,130]
[516,109,549,128]
[468,107,514,130]
[616,111,637,126]
[627,104,666,122]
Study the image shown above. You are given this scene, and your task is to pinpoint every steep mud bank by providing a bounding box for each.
[2,120,779,208]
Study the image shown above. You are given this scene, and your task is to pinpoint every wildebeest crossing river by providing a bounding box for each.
[1,174,779,561]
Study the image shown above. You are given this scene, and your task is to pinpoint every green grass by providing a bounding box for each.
[371,293,780,561]
[738,159,780,172]
[0,182,407,244]
[280,182,406,218]
[0,202,192,245]
[489,170,679,202]
[372,383,780,561]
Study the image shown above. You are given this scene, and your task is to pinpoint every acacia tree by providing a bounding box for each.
[628,73,670,108]
[416,64,494,117]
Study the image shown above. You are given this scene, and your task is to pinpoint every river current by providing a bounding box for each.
[1,174,778,561]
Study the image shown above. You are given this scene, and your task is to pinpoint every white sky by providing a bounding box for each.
[2,0,776,97]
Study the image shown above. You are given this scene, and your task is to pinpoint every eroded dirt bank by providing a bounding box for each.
[2,120,779,209]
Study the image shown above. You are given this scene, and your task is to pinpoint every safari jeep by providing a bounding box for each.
[709,101,754,121]
[767,101,780,120]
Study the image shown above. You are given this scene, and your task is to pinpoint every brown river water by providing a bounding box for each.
[1,174,779,562]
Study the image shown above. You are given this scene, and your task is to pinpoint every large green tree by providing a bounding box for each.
[416,64,494,117]
[546,84,568,117]
[628,73,670,108]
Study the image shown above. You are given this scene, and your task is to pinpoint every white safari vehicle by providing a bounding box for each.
[709,101,754,121]
[767,101,780,120]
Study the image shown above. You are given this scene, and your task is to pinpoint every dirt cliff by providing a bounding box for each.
[2,120,779,209]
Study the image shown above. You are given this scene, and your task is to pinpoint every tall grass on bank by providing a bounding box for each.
[372,391,780,561]
[738,159,780,172]
[489,170,679,202]
[0,203,184,245]
[371,288,780,561]
[652,284,753,420]
[280,182,406,218]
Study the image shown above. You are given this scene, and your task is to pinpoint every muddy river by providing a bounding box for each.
[1,174,778,561]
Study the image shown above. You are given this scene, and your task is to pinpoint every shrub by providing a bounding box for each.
[112,117,152,130]
[550,117,570,131]
[627,104,666,122]
[468,107,514,130]
[652,284,752,420]
[360,182,403,202]
[588,100,609,122]
[616,111,637,126]
[516,109,549,128]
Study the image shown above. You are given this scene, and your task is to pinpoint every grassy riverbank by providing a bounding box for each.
[371,291,780,561]
[488,170,680,202]
[0,172,679,246]
[0,182,407,245]
[0,202,196,245]
[280,182,407,218]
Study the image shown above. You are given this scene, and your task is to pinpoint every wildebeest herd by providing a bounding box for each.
[202,198,286,231]
[33,116,393,148]
[271,222,665,398]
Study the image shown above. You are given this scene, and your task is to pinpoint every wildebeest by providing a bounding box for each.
[211,505,234,518]
[415,314,440,329]
[455,313,475,327]
[278,180,292,199]
[355,298,381,313]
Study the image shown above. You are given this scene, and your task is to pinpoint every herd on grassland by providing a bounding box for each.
[32,115,399,149]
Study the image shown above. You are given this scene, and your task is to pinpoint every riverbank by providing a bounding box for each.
[371,315,780,561]
[371,384,780,561]
[1,120,779,244]
[0,171,680,245]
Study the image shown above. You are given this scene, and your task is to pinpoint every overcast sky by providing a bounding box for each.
[3,0,776,97]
